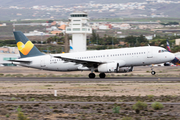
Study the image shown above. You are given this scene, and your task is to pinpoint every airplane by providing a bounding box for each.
[166,39,180,65]
[10,31,175,78]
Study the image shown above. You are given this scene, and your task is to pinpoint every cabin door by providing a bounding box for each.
[147,47,153,58]
[40,58,46,67]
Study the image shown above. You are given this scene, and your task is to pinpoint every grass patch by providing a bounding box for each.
[121,117,133,120]
[44,85,52,87]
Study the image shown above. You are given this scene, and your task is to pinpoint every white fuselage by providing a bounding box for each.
[14,46,175,72]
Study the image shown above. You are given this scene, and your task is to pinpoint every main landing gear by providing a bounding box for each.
[89,73,106,78]
[89,73,95,78]
[99,73,106,78]
[151,66,156,75]
[89,67,96,79]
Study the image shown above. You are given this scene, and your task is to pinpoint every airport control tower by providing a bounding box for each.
[66,12,92,52]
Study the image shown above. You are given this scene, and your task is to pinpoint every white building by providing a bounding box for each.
[119,24,131,30]
[46,26,58,31]
[0,54,20,66]
[99,25,110,30]
[176,39,180,45]
[0,23,7,26]
[66,12,92,52]
[24,30,53,36]
[145,35,153,40]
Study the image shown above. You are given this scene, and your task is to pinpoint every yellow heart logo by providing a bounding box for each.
[17,41,34,55]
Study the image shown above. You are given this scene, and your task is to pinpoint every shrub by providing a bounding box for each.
[0,73,4,76]
[132,101,147,114]
[30,98,35,101]
[147,95,155,101]
[113,105,120,113]
[18,112,28,120]
[17,106,28,120]
[5,74,11,77]
[6,114,10,118]
[11,97,16,101]
[147,95,154,99]
[151,102,164,110]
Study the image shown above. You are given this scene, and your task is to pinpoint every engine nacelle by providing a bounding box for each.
[98,63,118,73]
[119,66,134,73]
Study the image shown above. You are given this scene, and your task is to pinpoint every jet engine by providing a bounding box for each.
[97,62,133,73]
[97,63,119,73]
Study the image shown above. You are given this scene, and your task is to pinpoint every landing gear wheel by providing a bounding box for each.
[151,71,156,75]
[89,73,95,79]
[99,73,106,78]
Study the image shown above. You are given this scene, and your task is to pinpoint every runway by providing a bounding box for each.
[0,77,180,82]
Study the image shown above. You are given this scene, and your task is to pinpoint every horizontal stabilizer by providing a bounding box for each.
[8,59,32,63]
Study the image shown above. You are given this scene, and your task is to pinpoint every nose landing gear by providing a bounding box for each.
[151,71,156,75]
[151,66,156,75]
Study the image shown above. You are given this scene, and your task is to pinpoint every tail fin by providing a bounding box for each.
[13,31,44,58]
[167,39,171,52]
[69,39,74,53]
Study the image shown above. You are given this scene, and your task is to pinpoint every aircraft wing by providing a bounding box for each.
[8,59,32,64]
[54,56,107,67]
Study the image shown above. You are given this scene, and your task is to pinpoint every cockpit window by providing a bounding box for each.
[159,50,168,53]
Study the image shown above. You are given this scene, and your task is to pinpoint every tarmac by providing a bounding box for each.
[0,77,179,82]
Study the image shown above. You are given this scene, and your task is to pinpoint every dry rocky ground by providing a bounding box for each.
[0,66,180,119]
[0,66,180,77]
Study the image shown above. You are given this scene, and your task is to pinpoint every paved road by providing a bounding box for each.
[0,101,180,105]
[0,77,179,82]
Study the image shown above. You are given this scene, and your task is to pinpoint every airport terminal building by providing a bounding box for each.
[0,47,20,66]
